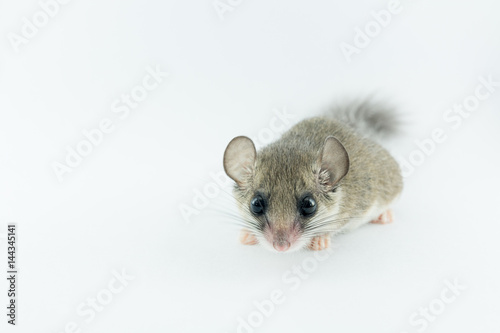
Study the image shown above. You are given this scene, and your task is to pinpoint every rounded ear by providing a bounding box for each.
[223,136,256,186]
[318,136,350,187]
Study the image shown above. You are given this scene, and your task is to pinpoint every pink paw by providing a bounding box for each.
[240,229,258,245]
[308,234,331,251]
[370,209,394,224]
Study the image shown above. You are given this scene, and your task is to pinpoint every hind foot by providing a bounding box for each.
[370,209,393,224]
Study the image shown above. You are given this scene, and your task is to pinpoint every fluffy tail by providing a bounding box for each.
[330,99,400,141]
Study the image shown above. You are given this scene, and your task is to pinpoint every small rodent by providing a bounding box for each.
[223,101,403,252]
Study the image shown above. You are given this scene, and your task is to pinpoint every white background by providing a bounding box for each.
[1,0,500,332]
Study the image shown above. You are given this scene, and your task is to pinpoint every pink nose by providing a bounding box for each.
[273,241,291,252]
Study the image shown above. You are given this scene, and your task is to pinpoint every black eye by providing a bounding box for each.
[250,196,265,215]
[300,196,317,216]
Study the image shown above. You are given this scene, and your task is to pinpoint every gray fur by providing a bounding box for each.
[330,99,400,142]
[223,101,403,251]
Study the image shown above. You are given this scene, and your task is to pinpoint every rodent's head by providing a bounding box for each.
[223,136,349,253]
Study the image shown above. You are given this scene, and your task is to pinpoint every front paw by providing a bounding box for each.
[240,229,258,245]
[308,234,331,251]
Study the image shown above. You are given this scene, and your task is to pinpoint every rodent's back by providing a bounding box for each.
[275,116,403,216]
